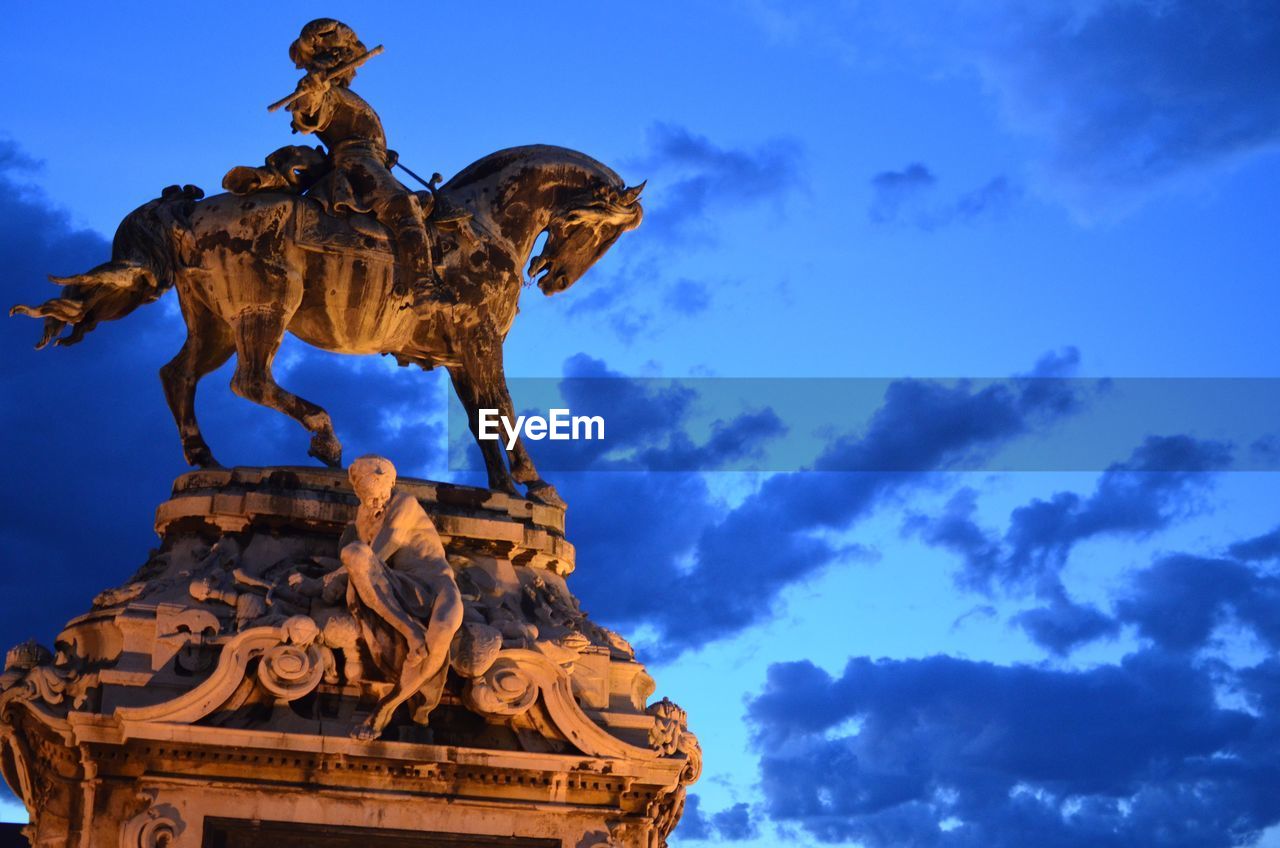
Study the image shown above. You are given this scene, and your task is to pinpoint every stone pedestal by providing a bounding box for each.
[0,469,697,847]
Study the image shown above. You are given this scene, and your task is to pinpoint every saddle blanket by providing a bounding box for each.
[293,199,395,258]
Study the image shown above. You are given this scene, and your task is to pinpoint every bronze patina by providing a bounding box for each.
[11,18,644,508]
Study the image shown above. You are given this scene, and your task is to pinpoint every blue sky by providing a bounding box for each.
[3,2,1280,845]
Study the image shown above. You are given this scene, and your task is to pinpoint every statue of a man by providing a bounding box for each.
[284,18,448,305]
[340,455,463,740]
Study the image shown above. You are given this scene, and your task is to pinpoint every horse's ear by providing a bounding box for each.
[621,181,646,205]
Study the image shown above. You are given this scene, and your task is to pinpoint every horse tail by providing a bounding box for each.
[9,184,203,349]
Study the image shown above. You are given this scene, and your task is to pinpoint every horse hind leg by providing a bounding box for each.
[160,303,234,467]
[228,307,343,467]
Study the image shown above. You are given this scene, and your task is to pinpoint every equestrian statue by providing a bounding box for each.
[11,18,644,508]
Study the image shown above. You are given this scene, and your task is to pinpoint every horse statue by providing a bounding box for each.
[10,144,644,507]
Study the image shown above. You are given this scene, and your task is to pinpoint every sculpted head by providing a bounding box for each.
[349,455,397,510]
[528,182,644,296]
[290,19,366,83]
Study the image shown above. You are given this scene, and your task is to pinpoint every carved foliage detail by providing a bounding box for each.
[0,639,100,723]
[643,698,702,847]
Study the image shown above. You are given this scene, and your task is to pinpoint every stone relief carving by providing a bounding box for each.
[646,698,702,847]
[25,457,694,776]
[0,640,98,713]
[0,639,102,825]
[121,790,188,848]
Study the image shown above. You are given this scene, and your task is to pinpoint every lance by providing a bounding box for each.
[267,44,385,113]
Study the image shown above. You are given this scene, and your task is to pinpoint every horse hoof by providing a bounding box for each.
[308,435,343,468]
[185,445,221,468]
[525,481,566,509]
[489,479,522,498]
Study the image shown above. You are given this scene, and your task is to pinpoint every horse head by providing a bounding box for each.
[527,181,645,295]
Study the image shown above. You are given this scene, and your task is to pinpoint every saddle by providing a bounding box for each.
[223,145,470,257]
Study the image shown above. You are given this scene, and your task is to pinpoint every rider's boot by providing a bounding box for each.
[383,194,453,306]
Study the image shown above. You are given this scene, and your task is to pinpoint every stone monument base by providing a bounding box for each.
[0,468,698,848]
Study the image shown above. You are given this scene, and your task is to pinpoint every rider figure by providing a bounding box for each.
[285,19,449,305]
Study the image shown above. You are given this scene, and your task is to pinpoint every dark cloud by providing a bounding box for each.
[664,278,712,316]
[493,355,789,475]
[1015,346,1088,418]
[1251,434,1280,465]
[1013,594,1118,656]
[638,409,788,473]
[1228,525,1280,563]
[1116,553,1280,653]
[872,163,936,192]
[760,0,1280,203]
[631,122,803,245]
[947,176,1019,224]
[909,435,1230,598]
[868,163,936,223]
[950,604,997,631]
[560,123,800,345]
[568,362,1086,655]
[997,435,1228,588]
[868,163,1018,228]
[677,794,712,841]
[956,0,1280,193]
[905,488,1002,582]
[675,795,758,842]
[0,142,183,650]
[261,351,447,477]
[0,140,40,171]
[739,508,1280,843]
[562,259,656,344]
[746,651,1280,847]
[564,277,628,318]
[710,803,758,841]
[914,497,1280,656]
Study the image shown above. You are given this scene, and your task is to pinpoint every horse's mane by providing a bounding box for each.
[440,145,625,197]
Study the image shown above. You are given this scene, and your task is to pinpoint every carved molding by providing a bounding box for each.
[121,790,189,848]
[460,649,661,760]
[464,656,539,717]
[115,617,320,726]
[0,697,37,822]
[110,621,688,767]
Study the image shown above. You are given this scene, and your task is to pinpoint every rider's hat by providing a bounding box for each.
[290,18,367,84]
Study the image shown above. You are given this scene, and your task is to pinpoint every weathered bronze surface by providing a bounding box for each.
[11,18,644,508]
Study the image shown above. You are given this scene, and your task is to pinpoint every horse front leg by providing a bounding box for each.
[448,363,520,497]
[228,306,343,467]
[492,379,565,508]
